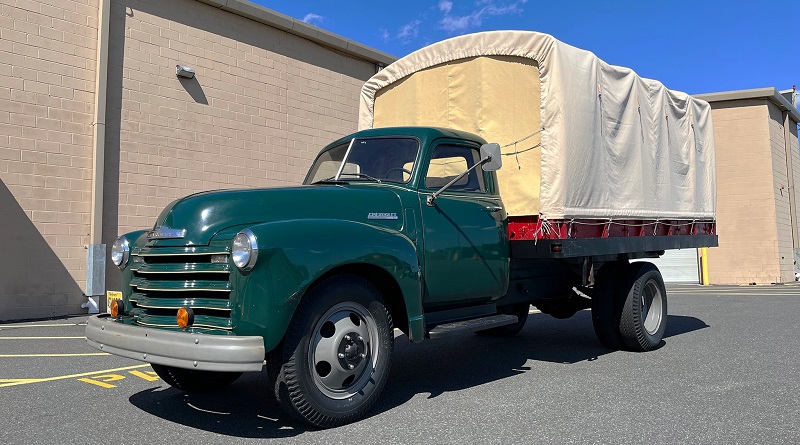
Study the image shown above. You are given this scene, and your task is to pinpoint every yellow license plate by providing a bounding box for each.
[106,291,122,313]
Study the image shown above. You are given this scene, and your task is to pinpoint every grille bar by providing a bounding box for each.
[132,278,231,292]
[129,292,232,311]
[129,308,233,330]
[135,263,230,274]
[137,245,229,256]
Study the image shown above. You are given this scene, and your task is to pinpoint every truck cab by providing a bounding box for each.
[305,127,510,307]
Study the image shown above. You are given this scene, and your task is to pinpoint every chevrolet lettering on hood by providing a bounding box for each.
[367,212,398,220]
[146,226,187,240]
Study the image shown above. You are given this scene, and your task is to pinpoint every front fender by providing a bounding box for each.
[231,219,423,352]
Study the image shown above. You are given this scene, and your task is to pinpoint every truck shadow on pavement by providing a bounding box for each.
[128,312,708,437]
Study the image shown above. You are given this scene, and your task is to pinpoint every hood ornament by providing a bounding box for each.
[147,226,187,240]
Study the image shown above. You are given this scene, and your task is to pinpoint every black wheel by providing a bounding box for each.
[150,364,242,393]
[475,303,530,337]
[591,261,625,350]
[618,262,667,351]
[270,275,393,428]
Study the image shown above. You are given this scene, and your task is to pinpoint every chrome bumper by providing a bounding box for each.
[85,315,265,372]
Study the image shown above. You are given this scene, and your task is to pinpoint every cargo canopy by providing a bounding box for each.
[359,31,716,220]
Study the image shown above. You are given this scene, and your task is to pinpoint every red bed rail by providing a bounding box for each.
[507,216,716,241]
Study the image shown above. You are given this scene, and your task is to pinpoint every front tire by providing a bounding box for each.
[271,275,393,428]
[150,364,242,393]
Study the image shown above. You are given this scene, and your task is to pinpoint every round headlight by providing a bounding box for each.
[232,229,258,270]
[111,236,130,269]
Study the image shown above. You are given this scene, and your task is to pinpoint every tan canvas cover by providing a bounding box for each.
[359,31,716,220]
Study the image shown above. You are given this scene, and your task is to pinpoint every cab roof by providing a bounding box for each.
[326,126,489,149]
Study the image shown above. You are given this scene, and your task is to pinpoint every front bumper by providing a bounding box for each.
[85,314,265,372]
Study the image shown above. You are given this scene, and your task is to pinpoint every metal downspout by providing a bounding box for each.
[83,0,112,314]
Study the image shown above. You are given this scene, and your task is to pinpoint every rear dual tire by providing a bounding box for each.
[591,261,667,352]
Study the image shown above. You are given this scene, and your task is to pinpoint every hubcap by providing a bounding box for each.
[641,280,663,335]
[308,302,379,399]
[337,332,366,369]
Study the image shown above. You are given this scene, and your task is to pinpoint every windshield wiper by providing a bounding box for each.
[312,173,381,185]
[312,176,348,184]
[338,173,381,183]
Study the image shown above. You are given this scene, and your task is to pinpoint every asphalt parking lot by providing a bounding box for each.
[1,284,799,444]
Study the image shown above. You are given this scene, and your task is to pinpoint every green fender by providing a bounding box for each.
[230,219,424,352]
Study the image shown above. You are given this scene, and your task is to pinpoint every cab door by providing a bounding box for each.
[418,142,509,307]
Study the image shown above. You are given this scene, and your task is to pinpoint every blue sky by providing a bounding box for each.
[254,0,797,96]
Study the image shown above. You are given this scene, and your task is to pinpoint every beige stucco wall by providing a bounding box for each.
[791,114,800,270]
[707,99,800,284]
[767,101,797,282]
[707,100,781,284]
[0,0,98,319]
[0,0,383,320]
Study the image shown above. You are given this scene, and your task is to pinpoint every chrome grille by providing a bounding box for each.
[128,246,232,331]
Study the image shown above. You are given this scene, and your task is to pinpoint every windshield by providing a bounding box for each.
[304,137,420,185]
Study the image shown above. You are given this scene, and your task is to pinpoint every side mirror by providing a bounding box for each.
[480,143,502,171]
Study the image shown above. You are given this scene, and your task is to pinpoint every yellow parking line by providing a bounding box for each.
[0,364,151,388]
[0,353,110,357]
[0,323,86,328]
[0,337,85,340]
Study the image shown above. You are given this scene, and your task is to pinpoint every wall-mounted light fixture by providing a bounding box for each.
[176,65,195,79]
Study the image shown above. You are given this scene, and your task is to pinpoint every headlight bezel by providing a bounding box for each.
[111,236,130,269]
[232,229,258,271]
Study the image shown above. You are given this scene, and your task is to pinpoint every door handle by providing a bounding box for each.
[485,206,503,213]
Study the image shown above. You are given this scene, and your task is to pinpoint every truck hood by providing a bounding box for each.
[149,185,406,246]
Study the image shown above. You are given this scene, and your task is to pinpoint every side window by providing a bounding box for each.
[425,145,485,192]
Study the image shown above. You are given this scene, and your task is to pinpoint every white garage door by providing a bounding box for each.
[636,249,699,283]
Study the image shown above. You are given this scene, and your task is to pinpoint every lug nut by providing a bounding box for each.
[348,364,354,369]
[360,353,367,358]
[357,335,363,341]
[344,335,351,341]
[338,353,345,358]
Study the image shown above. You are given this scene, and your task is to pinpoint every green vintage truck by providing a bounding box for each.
[86,126,715,427]
[87,32,719,427]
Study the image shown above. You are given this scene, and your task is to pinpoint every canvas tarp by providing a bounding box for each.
[359,31,716,220]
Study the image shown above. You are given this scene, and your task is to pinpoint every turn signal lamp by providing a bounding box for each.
[110,299,123,318]
[177,307,194,329]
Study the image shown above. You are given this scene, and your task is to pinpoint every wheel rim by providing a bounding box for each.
[308,302,379,400]
[641,280,663,335]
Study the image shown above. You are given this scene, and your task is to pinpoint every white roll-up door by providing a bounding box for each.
[635,249,700,283]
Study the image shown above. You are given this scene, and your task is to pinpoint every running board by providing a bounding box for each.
[426,314,519,339]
